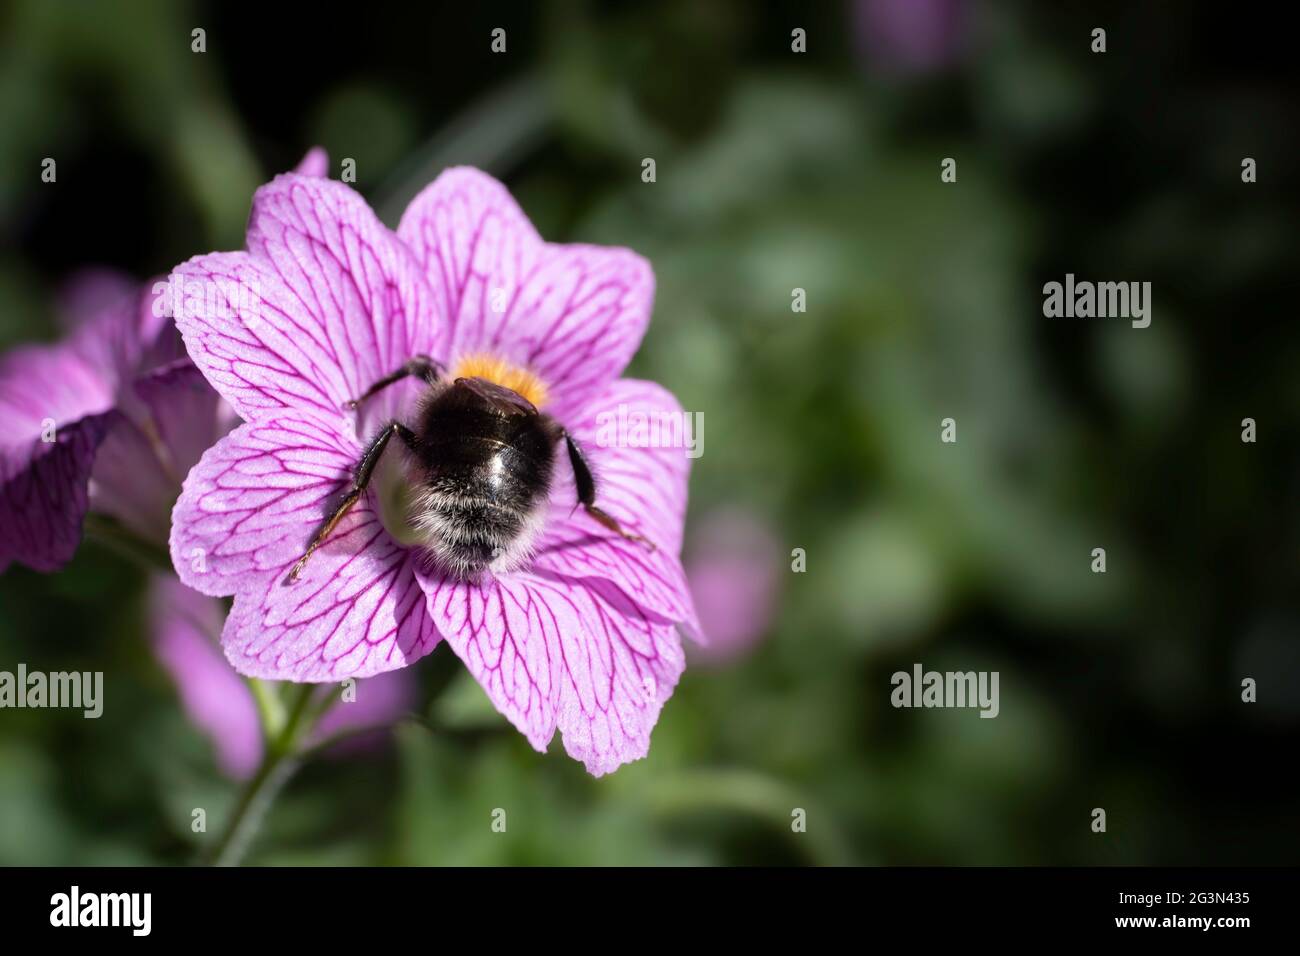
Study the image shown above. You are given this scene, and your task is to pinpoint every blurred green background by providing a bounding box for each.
[1,0,1297,865]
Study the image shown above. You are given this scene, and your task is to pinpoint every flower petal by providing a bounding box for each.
[0,278,192,571]
[222,524,439,681]
[169,406,439,680]
[551,585,684,776]
[0,411,117,572]
[416,571,559,751]
[150,575,262,779]
[398,167,653,421]
[294,146,329,178]
[0,338,122,570]
[134,360,223,479]
[533,378,700,636]
[89,417,178,544]
[171,174,437,423]
[0,342,116,440]
[88,362,221,545]
[417,567,686,776]
[136,277,188,373]
[65,280,175,401]
[169,408,363,595]
[51,272,183,412]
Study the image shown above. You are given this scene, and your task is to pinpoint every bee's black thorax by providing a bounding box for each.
[405,377,558,575]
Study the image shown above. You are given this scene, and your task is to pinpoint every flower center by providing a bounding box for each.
[449,352,549,409]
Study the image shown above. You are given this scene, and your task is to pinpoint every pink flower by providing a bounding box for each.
[0,272,213,571]
[168,167,701,775]
[150,574,413,778]
[0,150,328,573]
[686,508,782,665]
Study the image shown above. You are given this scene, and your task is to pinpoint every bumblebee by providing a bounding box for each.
[289,354,650,582]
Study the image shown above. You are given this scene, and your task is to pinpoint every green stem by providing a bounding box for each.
[248,678,286,744]
[205,683,319,867]
[203,677,463,865]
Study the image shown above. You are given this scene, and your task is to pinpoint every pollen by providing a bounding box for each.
[450,352,549,408]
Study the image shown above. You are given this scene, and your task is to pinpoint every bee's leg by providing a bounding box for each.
[561,431,656,551]
[344,355,444,410]
[288,422,418,582]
